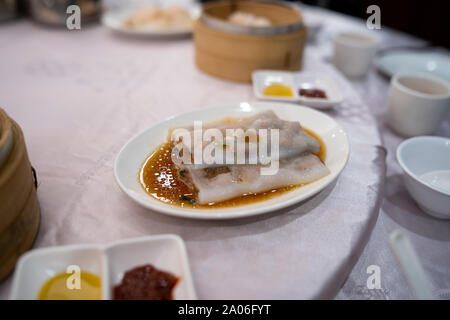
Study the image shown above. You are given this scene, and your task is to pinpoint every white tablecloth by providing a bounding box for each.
[299,6,450,300]
[0,2,448,300]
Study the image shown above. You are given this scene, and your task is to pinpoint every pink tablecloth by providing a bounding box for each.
[0,16,385,299]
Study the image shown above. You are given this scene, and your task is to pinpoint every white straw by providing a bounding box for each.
[389,229,434,300]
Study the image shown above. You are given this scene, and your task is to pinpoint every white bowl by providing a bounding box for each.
[10,235,197,300]
[397,136,450,219]
[114,101,350,220]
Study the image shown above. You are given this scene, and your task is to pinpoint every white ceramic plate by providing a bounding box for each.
[252,70,344,108]
[101,5,201,37]
[10,235,197,300]
[375,49,450,83]
[114,102,349,220]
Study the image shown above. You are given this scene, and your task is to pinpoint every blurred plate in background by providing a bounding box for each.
[101,4,200,37]
[375,49,450,83]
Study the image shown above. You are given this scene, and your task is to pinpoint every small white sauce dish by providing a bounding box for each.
[252,70,344,109]
[10,235,197,300]
[396,136,450,219]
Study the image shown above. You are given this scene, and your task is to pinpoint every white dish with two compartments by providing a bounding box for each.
[252,70,344,108]
[10,235,197,300]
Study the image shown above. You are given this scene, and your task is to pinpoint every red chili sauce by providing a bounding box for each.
[113,264,179,300]
[299,88,327,99]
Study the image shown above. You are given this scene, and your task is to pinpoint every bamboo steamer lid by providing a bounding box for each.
[194,0,307,82]
[0,109,40,281]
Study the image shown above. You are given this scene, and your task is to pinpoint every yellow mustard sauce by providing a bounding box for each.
[38,271,102,300]
[263,83,294,97]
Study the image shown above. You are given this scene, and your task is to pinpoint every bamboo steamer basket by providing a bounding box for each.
[0,109,13,171]
[0,108,40,281]
[194,0,307,82]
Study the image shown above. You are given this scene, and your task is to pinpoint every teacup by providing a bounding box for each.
[333,32,380,77]
[387,73,450,137]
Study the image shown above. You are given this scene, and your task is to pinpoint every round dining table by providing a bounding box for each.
[0,2,448,299]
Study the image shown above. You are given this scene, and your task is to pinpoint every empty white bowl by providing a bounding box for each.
[397,136,450,219]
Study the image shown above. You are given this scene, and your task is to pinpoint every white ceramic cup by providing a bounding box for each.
[387,73,450,137]
[333,32,380,77]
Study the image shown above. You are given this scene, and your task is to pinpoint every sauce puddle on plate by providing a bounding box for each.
[139,128,326,208]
